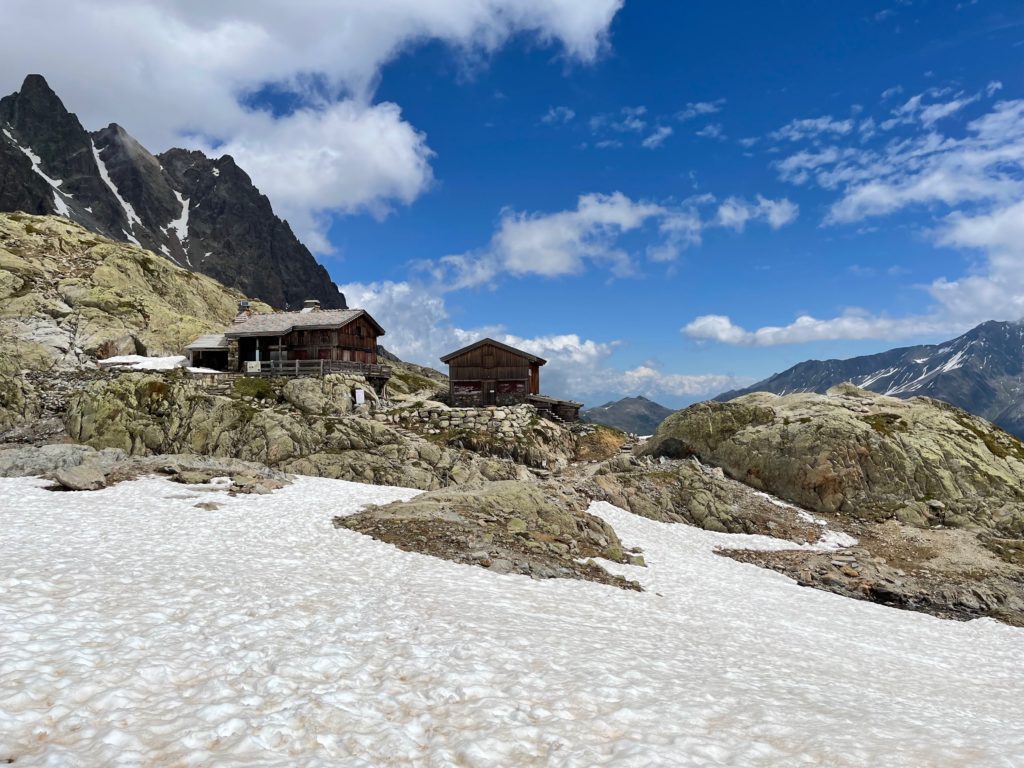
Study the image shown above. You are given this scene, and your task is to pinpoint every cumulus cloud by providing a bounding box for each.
[715,196,799,231]
[341,280,749,400]
[0,0,623,249]
[430,192,664,289]
[682,312,954,346]
[207,101,433,252]
[424,191,798,288]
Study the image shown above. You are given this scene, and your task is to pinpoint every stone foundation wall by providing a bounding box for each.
[375,404,536,435]
[373,403,576,470]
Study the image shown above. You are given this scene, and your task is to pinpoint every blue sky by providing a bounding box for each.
[4,0,1024,406]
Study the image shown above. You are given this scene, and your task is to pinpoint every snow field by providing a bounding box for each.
[1,475,1022,767]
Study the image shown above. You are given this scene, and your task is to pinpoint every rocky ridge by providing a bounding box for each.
[718,319,1024,438]
[0,74,344,309]
[581,395,674,435]
[0,212,272,369]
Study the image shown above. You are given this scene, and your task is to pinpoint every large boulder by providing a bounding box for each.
[281,374,378,415]
[336,480,642,589]
[643,384,1024,536]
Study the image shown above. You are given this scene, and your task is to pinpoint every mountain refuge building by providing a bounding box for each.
[185,299,391,393]
[440,338,581,421]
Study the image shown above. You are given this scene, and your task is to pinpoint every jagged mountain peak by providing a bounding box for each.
[0,74,345,311]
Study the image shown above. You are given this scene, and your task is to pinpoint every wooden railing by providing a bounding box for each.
[244,360,392,378]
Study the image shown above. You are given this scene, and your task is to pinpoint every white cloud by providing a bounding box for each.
[207,101,433,252]
[433,192,664,289]
[881,85,905,100]
[641,125,673,149]
[771,116,854,142]
[0,0,623,250]
[687,90,1024,348]
[341,280,748,401]
[590,105,648,134]
[822,100,1024,224]
[676,99,725,122]
[715,196,799,231]
[695,123,725,140]
[541,106,576,124]
[682,312,955,347]
[426,191,798,288]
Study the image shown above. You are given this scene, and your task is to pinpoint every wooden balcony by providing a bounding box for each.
[244,360,392,379]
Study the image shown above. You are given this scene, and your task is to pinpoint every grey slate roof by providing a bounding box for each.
[184,333,228,350]
[223,309,384,338]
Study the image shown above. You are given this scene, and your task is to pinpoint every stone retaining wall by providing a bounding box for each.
[373,403,576,470]
[375,404,539,435]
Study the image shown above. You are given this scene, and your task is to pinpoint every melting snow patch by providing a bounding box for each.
[818,529,860,549]
[797,509,828,526]
[0,479,1020,766]
[92,139,143,234]
[98,355,188,371]
[168,190,190,244]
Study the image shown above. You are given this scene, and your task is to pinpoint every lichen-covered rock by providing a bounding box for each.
[0,213,272,370]
[586,457,823,541]
[64,373,523,490]
[51,462,108,491]
[0,443,126,477]
[336,480,641,589]
[644,385,1024,536]
[281,374,377,415]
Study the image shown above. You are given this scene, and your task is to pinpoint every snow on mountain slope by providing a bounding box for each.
[718,320,1024,438]
[1,476,1021,766]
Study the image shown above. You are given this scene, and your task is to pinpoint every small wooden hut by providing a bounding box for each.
[440,338,545,407]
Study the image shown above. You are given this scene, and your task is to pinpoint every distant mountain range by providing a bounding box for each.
[582,396,674,435]
[0,74,344,310]
[717,320,1024,437]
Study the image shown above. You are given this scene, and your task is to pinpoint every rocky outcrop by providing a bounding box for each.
[1,74,345,309]
[719,530,1024,627]
[337,480,642,589]
[64,372,525,490]
[0,213,273,369]
[630,384,1024,625]
[645,384,1024,536]
[587,455,825,541]
[0,443,291,494]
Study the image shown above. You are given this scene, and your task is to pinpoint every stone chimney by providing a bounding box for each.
[233,299,252,324]
[302,299,321,312]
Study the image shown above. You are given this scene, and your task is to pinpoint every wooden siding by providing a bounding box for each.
[446,342,532,383]
[236,316,380,367]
